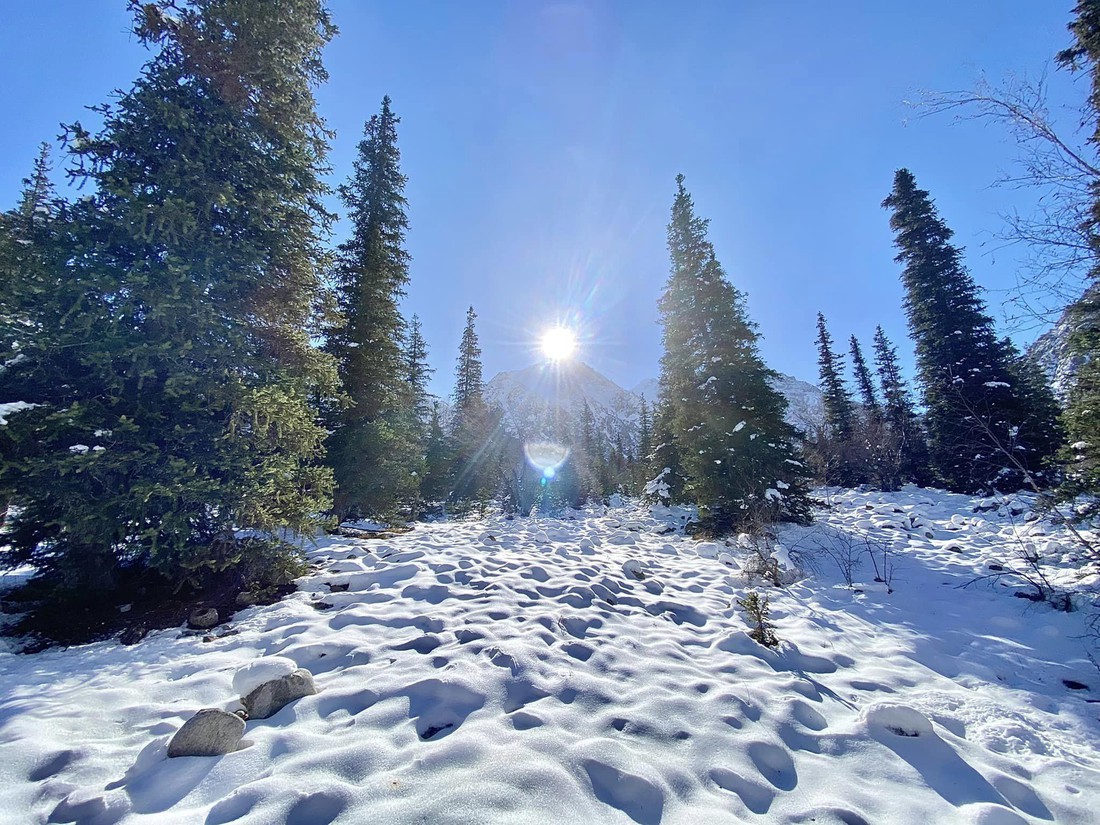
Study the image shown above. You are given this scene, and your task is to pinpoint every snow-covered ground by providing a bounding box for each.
[2,489,1099,824]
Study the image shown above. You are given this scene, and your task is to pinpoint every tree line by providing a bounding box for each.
[2,0,1099,613]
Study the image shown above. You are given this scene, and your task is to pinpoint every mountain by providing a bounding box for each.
[631,376,823,429]
[1028,303,1086,403]
[484,361,641,447]
[484,361,824,448]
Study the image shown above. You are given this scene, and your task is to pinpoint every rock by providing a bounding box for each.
[167,709,245,757]
[234,591,257,608]
[241,669,317,719]
[187,608,219,629]
[232,656,297,695]
[118,624,148,646]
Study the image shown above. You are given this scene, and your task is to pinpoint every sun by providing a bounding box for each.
[540,326,578,362]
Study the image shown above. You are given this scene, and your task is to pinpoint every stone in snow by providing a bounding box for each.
[167,708,245,758]
[242,669,317,720]
[232,656,298,697]
[187,608,219,629]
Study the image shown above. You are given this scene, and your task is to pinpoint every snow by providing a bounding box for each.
[0,401,35,426]
[1,488,1099,823]
[231,656,299,698]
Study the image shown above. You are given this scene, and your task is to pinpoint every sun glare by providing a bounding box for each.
[540,326,578,362]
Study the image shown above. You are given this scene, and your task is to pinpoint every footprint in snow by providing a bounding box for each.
[709,767,775,815]
[747,741,798,791]
[582,758,664,825]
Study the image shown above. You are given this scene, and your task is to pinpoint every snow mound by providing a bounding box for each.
[231,656,298,697]
[860,702,934,738]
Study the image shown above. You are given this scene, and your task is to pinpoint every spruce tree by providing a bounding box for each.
[635,395,653,491]
[450,306,504,504]
[872,326,931,486]
[0,0,339,592]
[404,313,433,423]
[1056,2,1100,515]
[420,401,453,504]
[815,313,855,441]
[883,169,1059,492]
[454,306,484,423]
[811,313,858,486]
[656,176,810,528]
[849,335,881,418]
[326,95,421,519]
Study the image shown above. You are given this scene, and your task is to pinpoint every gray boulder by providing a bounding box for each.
[241,669,317,719]
[167,708,245,758]
[188,608,219,629]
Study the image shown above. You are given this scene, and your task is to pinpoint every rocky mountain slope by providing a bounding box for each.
[1029,304,1084,402]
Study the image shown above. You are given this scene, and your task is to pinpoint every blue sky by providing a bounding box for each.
[0,1,1084,398]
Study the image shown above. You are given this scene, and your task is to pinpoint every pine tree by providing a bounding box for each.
[453,306,484,423]
[1056,2,1100,515]
[404,313,433,423]
[326,95,421,519]
[0,0,339,592]
[815,313,855,441]
[849,335,881,418]
[656,175,810,528]
[810,313,858,486]
[635,395,653,491]
[420,401,453,504]
[883,169,1059,492]
[449,306,504,505]
[873,326,930,486]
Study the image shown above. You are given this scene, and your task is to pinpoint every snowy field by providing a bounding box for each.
[2,489,1099,824]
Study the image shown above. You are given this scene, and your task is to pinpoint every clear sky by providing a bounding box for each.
[0,1,1084,398]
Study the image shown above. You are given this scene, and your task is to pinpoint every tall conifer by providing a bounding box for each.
[0,0,339,589]
[326,95,421,519]
[849,335,881,418]
[1056,2,1100,515]
[815,313,855,441]
[883,169,1058,492]
[656,176,810,528]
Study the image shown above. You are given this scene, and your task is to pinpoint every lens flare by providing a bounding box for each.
[539,326,577,362]
[524,441,570,479]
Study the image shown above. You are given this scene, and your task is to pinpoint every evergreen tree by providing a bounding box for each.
[0,0,339,592]
[449,306,504,505]
[420,401,453,504]
[810,313,858,486]
[326,95,421,519]
[815,313,855,441]
[849,335,881,418]
[655,175,810,528]
[883,169,1059,492]
[453,306,484,423]
[1056,2,1100,515]
[404,313,433,423]
[872,326,931,485]
[634,395,653,491]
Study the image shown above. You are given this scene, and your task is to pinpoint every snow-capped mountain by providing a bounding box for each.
[632,375,824,429]
[484,361,641,446]
[484,361,824,447]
